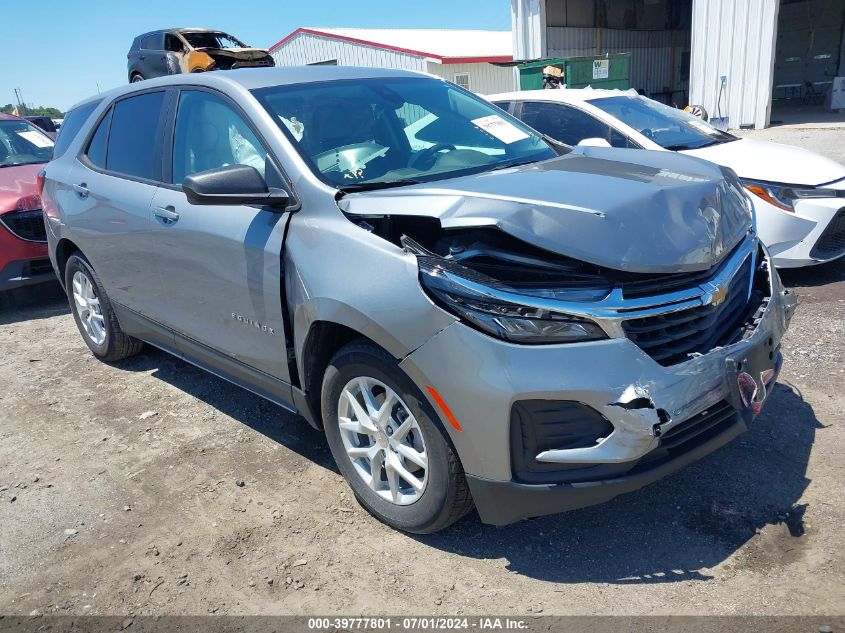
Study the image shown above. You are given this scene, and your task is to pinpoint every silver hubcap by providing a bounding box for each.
[72,271,106,346]
[337,377,428,505]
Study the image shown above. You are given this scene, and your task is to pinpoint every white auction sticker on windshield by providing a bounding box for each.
[471,115,530,144]
[17,130,53,148]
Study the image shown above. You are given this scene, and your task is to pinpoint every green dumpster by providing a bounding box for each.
[518,53,631,91]
[517,59,566,91]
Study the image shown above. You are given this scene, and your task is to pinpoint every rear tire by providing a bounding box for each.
[65,253,143,362]
[130,73,144,83]
[322,341,473,533]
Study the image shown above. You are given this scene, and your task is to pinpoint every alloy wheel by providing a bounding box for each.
[72,270,106,346]
[337,376,429,505]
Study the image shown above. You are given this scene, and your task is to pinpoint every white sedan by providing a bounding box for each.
[488,88,845,268]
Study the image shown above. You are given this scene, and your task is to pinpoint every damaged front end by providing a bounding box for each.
[189,47,275,72]
[337,155,797,524]
[394,224,795,523]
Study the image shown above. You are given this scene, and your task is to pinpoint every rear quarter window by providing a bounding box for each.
[492,101,513,114]
[85,109,112,169]
[140,33,164,50]
[52,101,100,159]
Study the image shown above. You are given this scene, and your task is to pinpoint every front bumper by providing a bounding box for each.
[466,410,748,526]
[0,257,56,292]
[0,222,53,292]
[399,247,795,525]
[753,185,845,267]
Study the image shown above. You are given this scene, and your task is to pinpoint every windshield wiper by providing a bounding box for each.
[337,179,422,193]
[665,139,724,151]
[488,158,542,172]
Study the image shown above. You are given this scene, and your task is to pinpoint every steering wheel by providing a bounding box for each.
[641,128,656,141]
[410,143,457,170]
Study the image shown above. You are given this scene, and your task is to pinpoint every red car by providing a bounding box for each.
[0,113,55,292]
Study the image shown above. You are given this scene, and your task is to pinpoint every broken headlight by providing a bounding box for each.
[418,258,607,344]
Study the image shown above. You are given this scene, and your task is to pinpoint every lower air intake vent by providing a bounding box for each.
[810,207,845,260]
[1,209,47,242]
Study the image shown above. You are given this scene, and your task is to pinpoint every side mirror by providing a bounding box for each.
[182,164,289,209]
[577,137,613,148]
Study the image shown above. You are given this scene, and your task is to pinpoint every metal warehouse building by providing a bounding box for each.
[512,0,845,128]
[269,28,516,94]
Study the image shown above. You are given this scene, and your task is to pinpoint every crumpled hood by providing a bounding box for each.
[339,147,753,273]
[200,47,271,60]
[683,137,845,186]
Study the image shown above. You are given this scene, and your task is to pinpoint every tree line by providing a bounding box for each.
[1,104,64,117]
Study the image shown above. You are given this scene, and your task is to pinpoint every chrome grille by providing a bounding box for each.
[622,256,756,366]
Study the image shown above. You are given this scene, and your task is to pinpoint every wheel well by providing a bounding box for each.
[300,321,378,427]
[55,238,81,286]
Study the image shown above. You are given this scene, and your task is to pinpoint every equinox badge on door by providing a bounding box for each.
[231,313,276,335]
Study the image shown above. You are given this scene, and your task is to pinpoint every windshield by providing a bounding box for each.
[181,31,247,49]
[253,77,556,189]
[588,95,737,151]
[0,119,55,167]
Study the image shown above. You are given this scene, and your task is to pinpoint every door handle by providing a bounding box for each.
[153,205,180,224]
[72,183,89,198]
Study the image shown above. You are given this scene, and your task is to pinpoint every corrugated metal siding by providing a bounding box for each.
[511,0,546,59]
[426,62,517,94]
[546,26,690,98]
[689,0,780,129]
[272,32,428,72]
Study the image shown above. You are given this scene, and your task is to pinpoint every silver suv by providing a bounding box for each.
[43,68,796,533]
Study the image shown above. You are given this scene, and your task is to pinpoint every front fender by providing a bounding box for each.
[293,297,416,375]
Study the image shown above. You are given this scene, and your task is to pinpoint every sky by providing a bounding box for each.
[1,0,512,112]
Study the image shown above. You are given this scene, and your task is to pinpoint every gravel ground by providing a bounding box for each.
[0,128,843,617]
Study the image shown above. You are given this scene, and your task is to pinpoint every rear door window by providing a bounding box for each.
[106,91,166,181]
[164,34,184,52]
[53,101,99,158]
[521,101,614,146]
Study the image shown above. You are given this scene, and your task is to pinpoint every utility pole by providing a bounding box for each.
[13,88,27,116]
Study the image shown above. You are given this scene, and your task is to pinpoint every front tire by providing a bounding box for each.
[322,341,473,533]
[130,73,144,83]
[65,253,143,362]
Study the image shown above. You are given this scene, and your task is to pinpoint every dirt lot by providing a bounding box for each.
[1,128,844,618]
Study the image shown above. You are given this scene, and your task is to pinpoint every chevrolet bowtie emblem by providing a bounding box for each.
[707,282,730,306]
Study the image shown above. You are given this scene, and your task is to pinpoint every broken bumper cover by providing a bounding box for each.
[399,248,796,526]
[465,412,748,526]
